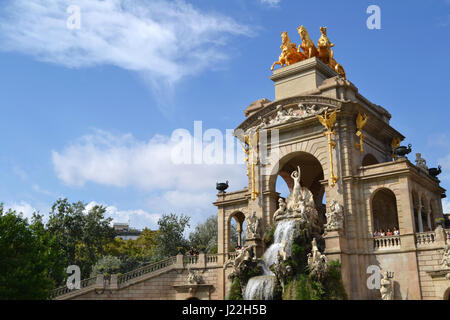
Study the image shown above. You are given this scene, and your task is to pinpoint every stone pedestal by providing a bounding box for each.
[323,230,346,256]
[270,57,337,100]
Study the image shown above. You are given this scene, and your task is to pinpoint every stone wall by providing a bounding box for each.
[71,267,221,300]
[417,248,444,299]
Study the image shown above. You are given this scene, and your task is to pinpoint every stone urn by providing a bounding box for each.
[393,144,412,158]
[428,166,442,178]
[216,181,229,193]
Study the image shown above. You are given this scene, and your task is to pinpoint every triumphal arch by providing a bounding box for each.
[53,25,450,301]
[214,26,450,300]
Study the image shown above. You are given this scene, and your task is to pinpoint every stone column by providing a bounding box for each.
[237,223,242,247]
[417,197,424,232]
[427,211,432,231]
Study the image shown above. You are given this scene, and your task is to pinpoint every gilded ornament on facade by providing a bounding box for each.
[242,131,260,200]
[317,110,339,187]
[355,112,368,153]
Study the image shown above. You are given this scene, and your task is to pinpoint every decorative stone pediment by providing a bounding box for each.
[235,95,343,134]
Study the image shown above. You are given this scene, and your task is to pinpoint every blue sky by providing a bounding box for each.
[0,0,450,230]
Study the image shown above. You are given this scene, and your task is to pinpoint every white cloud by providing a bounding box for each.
[86,201,161,230]
[442,199,450,214]
[6,201,38,220]
[52,129,247,227]
[32,184,54,197]
[0,0,252,84]
[260,0,281,7]
[52,129,246,191]
[437,154,450,181]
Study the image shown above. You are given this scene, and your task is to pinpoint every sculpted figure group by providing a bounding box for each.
[271,25,346,78]
[273,166,321,234]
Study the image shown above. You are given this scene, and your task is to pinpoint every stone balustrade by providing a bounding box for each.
[206,254,218,263]
[51,253,221,299]
[373,236,401,250]
[50,276,96,299]
[415,231,436,246]
[183,255,199,265]
[118,256,177,285]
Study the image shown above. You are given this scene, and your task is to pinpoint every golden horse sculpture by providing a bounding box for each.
[271,31,305,71]
[271,26,347,79]
[297,25,318,59]
[317,26,346,78]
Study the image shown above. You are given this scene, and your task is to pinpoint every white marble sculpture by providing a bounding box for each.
[246,212,261,240]
[273,166,320,232]
[298,103,328,117]
[187,268,202,285]
[325,199,344,231]
[415,153,428,172]
[307,238,328,280]
[441,244,450,270]
[246,104,331,133]
[380,270,394,300]
[223,244,257,273]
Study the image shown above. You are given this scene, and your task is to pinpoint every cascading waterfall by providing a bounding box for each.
[244,219,299,300]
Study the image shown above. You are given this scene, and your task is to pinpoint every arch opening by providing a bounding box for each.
[272,151,326,227]
[371,188,400,234]
[228,211,245,251]
[362,154,379,166]
[444,287,450,300]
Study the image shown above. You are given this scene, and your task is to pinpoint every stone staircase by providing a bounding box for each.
[51,253,221,300]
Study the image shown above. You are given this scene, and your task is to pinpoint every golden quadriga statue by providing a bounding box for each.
[271,26,346,79]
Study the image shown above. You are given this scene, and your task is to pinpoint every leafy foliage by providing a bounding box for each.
[0,205,64,299]
[90,255,122,277]
[154,213,190,260]
[263,224,276,247]
[46,198,115,280]
[189,215,218,253]
[227,277,243,300]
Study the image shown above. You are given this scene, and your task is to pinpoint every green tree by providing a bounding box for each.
[154,213,190,260]
[0,205,64,299]
[103,228,159,273]
[189,215,218,253]
[46,198,115,280]
[90,255,122,277]
[189,215,239,253]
